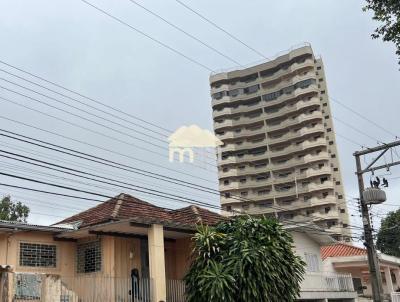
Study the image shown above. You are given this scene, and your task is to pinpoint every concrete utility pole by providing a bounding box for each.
[353,140,400,302]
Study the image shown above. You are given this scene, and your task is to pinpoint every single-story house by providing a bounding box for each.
[322,243,400,300]
[0,193,356,301]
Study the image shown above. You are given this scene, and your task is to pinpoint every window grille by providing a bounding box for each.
[19,242,57,267]
[77,240,101,273]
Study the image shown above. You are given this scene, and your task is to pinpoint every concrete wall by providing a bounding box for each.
[0,232,75,276]
[291,231,322,271]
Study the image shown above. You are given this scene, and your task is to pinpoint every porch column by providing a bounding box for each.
[384,266,394,293]
[148,224,166,302]
[394,269,400,290]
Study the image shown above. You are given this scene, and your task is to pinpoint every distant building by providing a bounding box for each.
[322,243,400,299]
[209,44,350,240]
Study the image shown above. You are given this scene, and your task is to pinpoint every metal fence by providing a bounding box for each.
[6,273,154,302]
[166,279,186,302]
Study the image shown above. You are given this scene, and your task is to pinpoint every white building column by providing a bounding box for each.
[384,266,394,294]
[148,224,167,302]
[394,269,400,290]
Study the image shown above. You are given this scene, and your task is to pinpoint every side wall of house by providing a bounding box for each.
[0,231,75,277]
[291,231,323,271]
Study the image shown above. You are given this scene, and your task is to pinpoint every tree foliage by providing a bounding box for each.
[364,0,400,65]
[185,216,306,302]
[376,209,400,257]
[0,195,30,222]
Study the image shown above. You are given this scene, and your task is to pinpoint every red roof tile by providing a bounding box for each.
[57,193,223,228]
[321,243,367,260]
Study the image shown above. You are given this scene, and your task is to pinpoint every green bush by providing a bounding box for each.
[185,216,305,302]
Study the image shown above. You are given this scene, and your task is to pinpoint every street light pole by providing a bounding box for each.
[355,155,383,302]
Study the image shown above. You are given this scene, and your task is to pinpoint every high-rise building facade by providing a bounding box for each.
[210,45,350,240]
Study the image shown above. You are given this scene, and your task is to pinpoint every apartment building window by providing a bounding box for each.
[226,205,232,211]
[240,178,247,183]
[323,103,327,107]
[333,167,339,172]
[336,181,341,185]
[329,141,334,145]
[230,89,240,97]
[224,193,231,198]
[255,163,267,168]
[322,192,329,198]
[304,196,311,202]
[242,204,249,210]
[321,90,326,94]
[327,128,332,132]
[305,253,319,272]
[306,210,314,216]
[259,202,272,208]
[324,115,330,119]
[320,177,328,184]
[340,209,346,213]
[256,176,268,181]
[325,207,331,213]
[244,84,259,94]
[331,154,336,158]
[19,243,57,268]
[258,190,270,195]
[317,66,322,70]
[77,240,102,273]
[240,191,248,197]
[239,165,245,170]
[338,195,343,200]
[319,78,324,82]
[318,163,325,169]
[223,180,229,185]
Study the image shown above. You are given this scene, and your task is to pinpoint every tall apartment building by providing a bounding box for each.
[210,45,350,240]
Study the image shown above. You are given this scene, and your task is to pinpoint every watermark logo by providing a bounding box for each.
[168,125,223,163]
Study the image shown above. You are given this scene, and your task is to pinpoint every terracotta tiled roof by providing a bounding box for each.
[57,193,223,228]
[170,205,225,226]
[321,243,367,260]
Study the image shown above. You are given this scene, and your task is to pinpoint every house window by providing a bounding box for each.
[305,253,319,272]
[77,240,101,273]
[19,243,57,268]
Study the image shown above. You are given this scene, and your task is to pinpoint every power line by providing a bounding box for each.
[0,67,217,160]
[0,128,219,193]
[0,150,222,210]
[79,0,213,72]
[0,100,217,182]
[173,0,269,60]
[329,96,399,140]
[0,139,214,201]
[126,0,241,65]
[0,60,172,136]
[0,128,362,233]
[333,116,385,144]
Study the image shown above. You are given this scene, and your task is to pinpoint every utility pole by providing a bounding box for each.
[354,139,400,302]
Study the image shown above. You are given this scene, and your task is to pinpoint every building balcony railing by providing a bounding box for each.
[266,110,323,132]
[268,124,325,145]
[260,58,315,84]
[212,84,319,120]
[213,97,321,131]
[301,272,354,292]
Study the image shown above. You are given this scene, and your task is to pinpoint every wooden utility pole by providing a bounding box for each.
[353,139,400,302]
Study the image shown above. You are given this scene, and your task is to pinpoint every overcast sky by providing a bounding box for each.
[0,0,399,239]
